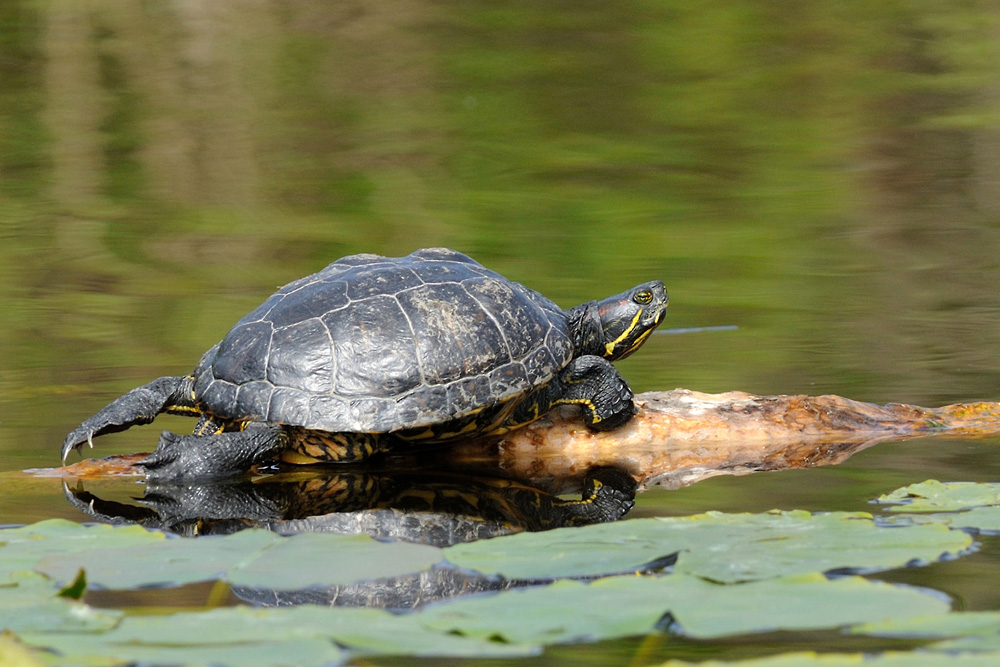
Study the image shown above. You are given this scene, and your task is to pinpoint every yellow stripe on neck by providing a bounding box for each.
[605,310,642,357]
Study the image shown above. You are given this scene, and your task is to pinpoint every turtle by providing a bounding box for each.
[62,248,668,480]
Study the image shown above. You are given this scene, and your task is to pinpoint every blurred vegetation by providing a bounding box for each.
[2,0,1000,473]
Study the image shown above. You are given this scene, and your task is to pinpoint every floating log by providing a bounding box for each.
[42,390,1000,490]
[446,389,1000,490]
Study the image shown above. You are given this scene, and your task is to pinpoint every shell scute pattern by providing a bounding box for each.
[235,380,274,420]
[211,321,273,386]
[268,386,312,426]
[487,361,530,398]
[344,264,423,301]
[462,277,558,361]
[266,319,335,394]
[325,294,421,399]
[264,280,349,330]
[200,378,237,421]
[396,281,509,385]
[196,249,574,433]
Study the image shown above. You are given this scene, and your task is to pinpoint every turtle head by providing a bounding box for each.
[595,281,668,361]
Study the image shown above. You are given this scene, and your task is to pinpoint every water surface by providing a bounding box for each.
[2,1,1000,662]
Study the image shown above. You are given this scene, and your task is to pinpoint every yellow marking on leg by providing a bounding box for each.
[194,421,221,436]
[166,405,202,416]
[558,397,601,424]
[559,479,604,510]
[605,311,643,357]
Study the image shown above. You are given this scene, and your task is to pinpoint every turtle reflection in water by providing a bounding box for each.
[65,466,638,610]
[62,248,667,480]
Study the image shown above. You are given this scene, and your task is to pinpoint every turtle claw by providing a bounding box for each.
[61,427,94,464]
[59,376,190,465]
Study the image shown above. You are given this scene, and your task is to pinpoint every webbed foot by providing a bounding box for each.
[563,466,637,525]
[139,423,287,481]
[559,355,635,430]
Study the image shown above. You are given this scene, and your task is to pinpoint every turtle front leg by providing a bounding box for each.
[62,376,196,463]
[139,423,288,481]
[512,354,635,431]
[559,467,638,526]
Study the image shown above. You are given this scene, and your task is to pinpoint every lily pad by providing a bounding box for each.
[419,572,950,642]
[21,604,535,663]
[23,634,344,667]
[35,528,443,590]
[0,635,46,667]
[0,570,121,634]
[443,511,972,582]
[875,481,1000,512]
[660,650,1000,666]
[227,532,443,590]
[0,519,163,584]
[36,528,280,589]
[853,611,1000,652]
[881,506,1000,534]
[853,610,1000,639]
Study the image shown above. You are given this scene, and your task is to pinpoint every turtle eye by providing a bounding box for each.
[633,290,653,305]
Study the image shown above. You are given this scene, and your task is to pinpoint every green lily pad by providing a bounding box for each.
[419,572,950,642]
[0,570,121,634]
[36,528,280,589]
[443,511,972,582]
[853,611,1000,652]
[853,610,1000,639]
[931,634,1000,652]
[24,633,344,667]
[21,604,535,663]
[881,505,1000,534]
[660,650,1000,666]
[876,480,1000,512]
[35,528,443,590]
[227,532,443,590]
[0,519,163,584]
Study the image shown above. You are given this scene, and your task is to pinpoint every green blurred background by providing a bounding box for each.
[2,0,1000,531]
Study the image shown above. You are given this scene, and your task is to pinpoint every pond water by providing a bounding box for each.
[3,1,1000,665]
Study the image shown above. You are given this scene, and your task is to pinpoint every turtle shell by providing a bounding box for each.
[192,248,574,433]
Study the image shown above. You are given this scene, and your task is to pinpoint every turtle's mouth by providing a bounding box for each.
[653,305,667,327]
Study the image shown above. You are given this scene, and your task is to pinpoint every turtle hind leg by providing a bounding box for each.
[140,423,288,481]
[62,375,197,463]
[510,354,635,432]
[560,467,637,526]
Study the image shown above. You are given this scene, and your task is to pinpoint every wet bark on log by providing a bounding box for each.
[42,389,1000,489]
[446,389,1000,489]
